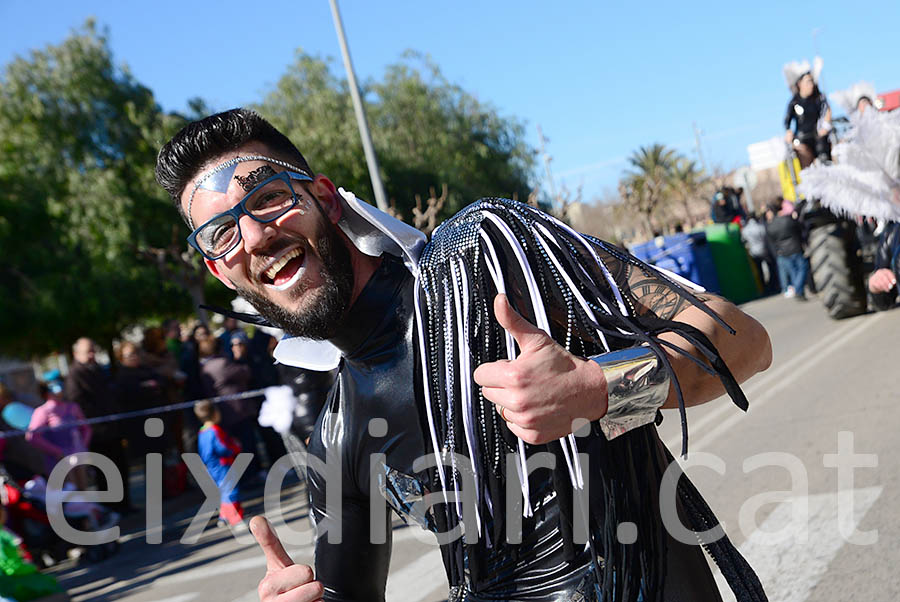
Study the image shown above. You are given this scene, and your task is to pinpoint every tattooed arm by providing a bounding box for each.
[472,246,770,445]
[627,268,772,409]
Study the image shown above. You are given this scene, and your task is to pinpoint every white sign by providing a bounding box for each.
[747,137,788,171]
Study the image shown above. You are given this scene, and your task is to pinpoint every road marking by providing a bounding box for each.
[154,547,313,587]
[386,548,447,601]
[142,526,433,592]
[147,595,199,602]
[664,315,859,451]
[226,546,448,602]
[715,486,882,602]
[664,312,888,454]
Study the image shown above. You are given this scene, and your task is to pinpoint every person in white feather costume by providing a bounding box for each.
[797,88,900,222]
[830,81,878,117]
[797,89,900,308]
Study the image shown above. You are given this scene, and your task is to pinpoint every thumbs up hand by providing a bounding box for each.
[251,516,324,602]
[472,295,610,445]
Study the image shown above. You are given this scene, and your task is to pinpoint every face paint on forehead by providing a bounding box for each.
[234,165,278,192]
[198,162,240,194]
[186,154,312,229]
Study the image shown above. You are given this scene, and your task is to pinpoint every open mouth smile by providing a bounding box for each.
[260,247,306,291]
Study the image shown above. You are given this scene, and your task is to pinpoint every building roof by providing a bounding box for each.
[877,89,900,112]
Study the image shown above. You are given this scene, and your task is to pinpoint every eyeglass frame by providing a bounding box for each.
[186,170,314,260]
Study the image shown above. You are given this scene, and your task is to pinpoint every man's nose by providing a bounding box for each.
[239,214,276,253]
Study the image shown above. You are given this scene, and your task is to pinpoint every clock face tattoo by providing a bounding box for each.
[234,165,278,192]
[630,275,689,319]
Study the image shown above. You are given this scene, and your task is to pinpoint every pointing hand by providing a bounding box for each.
[251,516,323,602]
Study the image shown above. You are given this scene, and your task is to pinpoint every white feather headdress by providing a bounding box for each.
[798,109,900,222]
[830,81,877,114]
[783,56,824,93]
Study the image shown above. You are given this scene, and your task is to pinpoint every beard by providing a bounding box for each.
[235,219,354,340]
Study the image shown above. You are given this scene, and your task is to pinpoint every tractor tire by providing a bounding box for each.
[808,221,867,319]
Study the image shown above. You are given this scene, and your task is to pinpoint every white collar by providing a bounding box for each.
[272,189,427,371]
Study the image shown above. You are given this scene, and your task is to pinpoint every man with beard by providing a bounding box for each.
[156,109,772,602]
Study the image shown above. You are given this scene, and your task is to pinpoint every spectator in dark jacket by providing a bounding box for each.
[243,331,288,468]
[114,341,170,456]
[198,337,252,417]
[711,187,746,224]
[765,199,809,300]
[712,191,737,223]
[198,336,262,482]
[180,324,211,400]
[742,212,780,294]
[64,337,133,512]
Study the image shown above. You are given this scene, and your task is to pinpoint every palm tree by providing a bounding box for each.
[668,158,705,227]
[621,144,678,236]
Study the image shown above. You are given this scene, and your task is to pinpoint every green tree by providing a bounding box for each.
[619,143,679,235]
[255,50,536,226]
[0,28,539,357]
[667,157,706,226]
[0,21,205,356]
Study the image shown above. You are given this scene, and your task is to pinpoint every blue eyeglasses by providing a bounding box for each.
[187,171,313,260]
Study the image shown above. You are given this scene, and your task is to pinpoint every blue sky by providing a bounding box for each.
[1,0,897,202]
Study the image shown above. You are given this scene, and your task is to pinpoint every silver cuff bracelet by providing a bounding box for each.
[589,346,671,440]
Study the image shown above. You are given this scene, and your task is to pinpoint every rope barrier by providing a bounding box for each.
[0,388,270,440]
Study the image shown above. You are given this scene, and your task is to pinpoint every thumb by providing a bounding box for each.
[493,294,548,352]
[250,516,294,572]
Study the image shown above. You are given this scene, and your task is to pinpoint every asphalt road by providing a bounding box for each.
[49,294,900,601]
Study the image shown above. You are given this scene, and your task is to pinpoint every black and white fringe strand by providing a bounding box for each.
[413,198,752,599]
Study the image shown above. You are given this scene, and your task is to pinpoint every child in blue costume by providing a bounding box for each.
[193,400,245,526]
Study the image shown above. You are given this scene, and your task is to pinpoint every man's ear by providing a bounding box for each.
[204,258,237,291]
[310,175,342,224]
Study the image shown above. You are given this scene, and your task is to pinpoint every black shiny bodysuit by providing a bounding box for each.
[307,256,730,601]
[784,92,829,143]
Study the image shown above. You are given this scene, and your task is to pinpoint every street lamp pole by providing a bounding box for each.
[537,125,559,207]
[692,121,709,175]
[811,28,826,93]
[328,0,389,212]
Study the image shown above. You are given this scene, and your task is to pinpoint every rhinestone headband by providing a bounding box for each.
[186,155,312,229]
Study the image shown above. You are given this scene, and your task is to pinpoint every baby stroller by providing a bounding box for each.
[1,470,120,566]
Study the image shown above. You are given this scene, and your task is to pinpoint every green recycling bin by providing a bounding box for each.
[703,223,761,304]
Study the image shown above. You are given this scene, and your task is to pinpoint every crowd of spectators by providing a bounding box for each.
[706,177,900,311]
[0,317,305,560]
[705,186,820,300]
